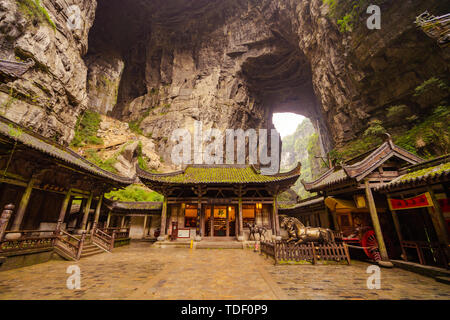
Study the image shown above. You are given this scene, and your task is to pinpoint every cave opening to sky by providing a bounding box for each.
[272,113,306,138]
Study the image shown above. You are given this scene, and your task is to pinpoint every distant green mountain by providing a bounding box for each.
[280,118,325,199]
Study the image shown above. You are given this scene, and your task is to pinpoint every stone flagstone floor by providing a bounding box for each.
[0,241,449,300]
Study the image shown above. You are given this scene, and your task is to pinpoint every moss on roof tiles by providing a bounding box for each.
[400,162,450,181]
[149,166,298,184]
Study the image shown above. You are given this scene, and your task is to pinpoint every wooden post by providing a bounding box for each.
[0,204,14,241]
[226,207,230,237]
[79,192,93,232]
[93,195,103,228]
[106,211,111,228]
[426,187,449,247]
[56,189,72,233]
[142,215,148,239]
[273,196,281,240]
[77,232,86,260]
[158,197,168,241]
[120,215,126,228]
[364,180,390,263]
[196,196,202,240]
[6,178,35,238]
[210,205,214,237]
[238,197,244,241]
[388,197,408,261]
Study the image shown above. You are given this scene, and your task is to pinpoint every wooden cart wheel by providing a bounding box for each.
[361,230,381,261]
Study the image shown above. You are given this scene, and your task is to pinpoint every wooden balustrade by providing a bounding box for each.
[0,230,56,253]
[54,230,86,261]
[92,227,113,252]
[260,241,350,265]
[401,240,448,268]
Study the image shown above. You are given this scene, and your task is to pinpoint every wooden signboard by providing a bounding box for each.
[388,192,433,211]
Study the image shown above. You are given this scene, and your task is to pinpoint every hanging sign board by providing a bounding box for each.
[388,192,433,211]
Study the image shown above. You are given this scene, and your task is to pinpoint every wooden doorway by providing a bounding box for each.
[205,205,236,237]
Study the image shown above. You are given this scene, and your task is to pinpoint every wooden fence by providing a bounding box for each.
[260,241,351,265]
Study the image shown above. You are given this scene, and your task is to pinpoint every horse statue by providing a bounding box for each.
[245,223,268,241]
[280,216,335,244]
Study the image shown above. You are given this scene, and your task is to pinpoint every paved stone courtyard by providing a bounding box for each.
[0,242,449,300]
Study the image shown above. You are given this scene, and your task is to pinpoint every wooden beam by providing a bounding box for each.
[5,177,36,238]
[79,192,94,232]
[56,189,72,232]
[364,180,390,263]
[426,186,449,252]
[158,197,168,240]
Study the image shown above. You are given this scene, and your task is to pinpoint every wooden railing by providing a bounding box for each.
[92,227,114,252]
[260,241,351,265]
[0,230,56,253]
[401,240,448,268]
[54,230,86,261]
[103,227,130,239]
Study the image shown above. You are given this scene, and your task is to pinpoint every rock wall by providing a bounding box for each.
[0,0,448,161]
[0,0,96,144]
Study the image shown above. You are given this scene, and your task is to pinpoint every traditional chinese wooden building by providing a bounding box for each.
[0,116,134,269]
[279,196,327,228]
[376,154,449,268]
[300,137,424,265]
[103,198,162,240]
[136,163,302,241]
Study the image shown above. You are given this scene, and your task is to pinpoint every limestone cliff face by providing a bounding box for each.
[87,0,448,162]
[0,0,96,144]
[0,0,448,163]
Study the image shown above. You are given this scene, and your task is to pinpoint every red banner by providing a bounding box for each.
[388,192,433,211]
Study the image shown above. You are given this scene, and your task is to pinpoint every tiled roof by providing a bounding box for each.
[0,116,135,185]
[302,139,424,192]
[279,197,325,213]
[137,163,302,185]
[104,198,162,211]
[376,154,450,192]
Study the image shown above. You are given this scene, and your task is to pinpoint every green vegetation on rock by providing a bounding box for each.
[105,184,163,202]
[16,0,57,30]
[71,110,104,147]
[84,149,118,173]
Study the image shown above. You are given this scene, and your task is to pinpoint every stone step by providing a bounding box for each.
[196,242,244,249]
[435,276,450,285]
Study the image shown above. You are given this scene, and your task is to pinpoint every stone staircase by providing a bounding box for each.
[54,233,109,261]
[80,242,107,259]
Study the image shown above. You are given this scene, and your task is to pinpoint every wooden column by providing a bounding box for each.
[226,207,230,237]
[120,215,126,228]
[143,215,148,239]
[106,211,112,228]
[388,201,408,261]
[364,180,390,264]
[56,189,72,232]
[93,195,103,229]
[238,197,244,241]
[158,197,168,241]
[79,192,94,232]
[197,199,202,238]
[426,187,449,247]
[6,178,36,239]
[210,205,214,237]
[273,196,281,239]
